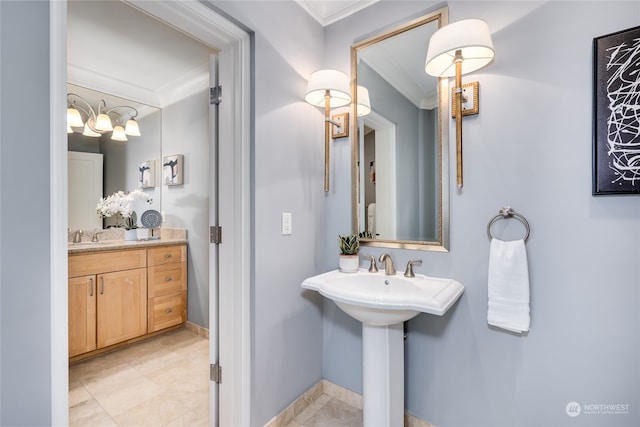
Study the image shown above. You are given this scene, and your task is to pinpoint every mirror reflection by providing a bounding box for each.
[352,8,450,251]
[67,84,161,230]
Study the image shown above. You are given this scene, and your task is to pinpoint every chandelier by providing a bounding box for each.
[67,93,141,141]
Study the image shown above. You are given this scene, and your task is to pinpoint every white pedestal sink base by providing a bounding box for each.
[362,323,404,427]
[301,269,465,427]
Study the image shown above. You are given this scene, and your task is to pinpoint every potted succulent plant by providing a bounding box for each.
[338,233,360,273]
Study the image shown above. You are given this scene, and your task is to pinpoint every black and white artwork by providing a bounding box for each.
[593,25,640,195]
[138,160,155,188]
[163,154,184,186]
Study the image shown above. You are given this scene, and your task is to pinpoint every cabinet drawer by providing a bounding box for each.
[148,292,186,333]
[148,262,186,298]
[147,245,186,266]
[69,249,146,277]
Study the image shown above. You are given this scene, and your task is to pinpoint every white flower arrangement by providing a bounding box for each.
[96,189,153,230]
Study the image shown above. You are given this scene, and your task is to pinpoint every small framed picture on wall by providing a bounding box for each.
[163,154,184,186]
[138,160,155,188]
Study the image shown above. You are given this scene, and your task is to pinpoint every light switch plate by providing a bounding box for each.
[331,112,349,138]
[282,212,292,235]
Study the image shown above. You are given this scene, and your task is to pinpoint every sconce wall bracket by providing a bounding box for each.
[331,112,349,138]
[451,82,479,118]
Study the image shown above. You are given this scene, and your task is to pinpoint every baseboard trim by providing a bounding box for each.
[185,321,209,339]
[263,379,436,427]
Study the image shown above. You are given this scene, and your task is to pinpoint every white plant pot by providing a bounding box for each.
[136,228,149,240]
[339,254,360,273]
[124,229,138,241]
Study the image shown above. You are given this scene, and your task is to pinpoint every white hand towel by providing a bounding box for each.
[487,238,530,333]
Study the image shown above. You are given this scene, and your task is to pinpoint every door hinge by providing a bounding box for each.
[210,225,222,244]
[210,363,222,384]
[210,85,222,105]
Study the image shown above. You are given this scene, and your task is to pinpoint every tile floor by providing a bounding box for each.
[69,327,362,427]
[69,328,209,427]
[285,394,362,427]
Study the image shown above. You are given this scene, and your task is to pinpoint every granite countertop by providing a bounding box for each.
[68,228,188,254]
[68,238,188,254]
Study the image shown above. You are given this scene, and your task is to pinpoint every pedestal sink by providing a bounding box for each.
[302,268,464,427]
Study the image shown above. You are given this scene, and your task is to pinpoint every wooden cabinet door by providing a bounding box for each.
[97,268,147,348]
[68,275,97,357]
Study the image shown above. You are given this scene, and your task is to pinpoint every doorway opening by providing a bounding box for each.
[52,1,251,425]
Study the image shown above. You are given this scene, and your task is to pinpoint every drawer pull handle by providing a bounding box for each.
[164,254,172,258]
[165,277,172,282]
[166,308,173,313]
[100,277,104,295]
[89,278,94,297]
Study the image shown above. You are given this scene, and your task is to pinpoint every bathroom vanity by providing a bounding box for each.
[68,240,187,360]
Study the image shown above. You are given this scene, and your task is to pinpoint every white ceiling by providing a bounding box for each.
[295,0,379,26]
[68,0,432,113]
[357,18,440,110]
[67,1,377,108]
[67,0,216,108]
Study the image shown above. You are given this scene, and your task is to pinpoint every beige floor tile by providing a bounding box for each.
[82,363,163,417]
[69,328,209,427]
[163,410,210,427]
[128,347,185,377]
[146,358,209,395]
[69,381,92,407]
[111,394,190,427]
[69,351,128,383]
[301,397,362,427]
[295,394,332,423]
[69,397,117,426]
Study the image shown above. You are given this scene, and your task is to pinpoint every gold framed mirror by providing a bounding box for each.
[351,7,450,251]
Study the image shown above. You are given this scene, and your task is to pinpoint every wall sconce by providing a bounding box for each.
[356,85,371,117]
[425,19,494,189]
[305,69,351,192]
[67,93,141,141]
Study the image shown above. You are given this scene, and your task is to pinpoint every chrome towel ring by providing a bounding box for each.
[487,206,530,243]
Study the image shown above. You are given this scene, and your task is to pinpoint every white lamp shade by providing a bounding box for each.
[425,19,494,77]
[67,106,84,128]
[67,125,73,134]
[357,85,371,117]
[305,69,351,108]
[82,122,101,137]
[95,113,113,132]
[125,118,141,136]
[111,125,128,141]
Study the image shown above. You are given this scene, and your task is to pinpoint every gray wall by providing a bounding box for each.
[324,1,640,426]
[0,1,53,424]
[161,91,211,328]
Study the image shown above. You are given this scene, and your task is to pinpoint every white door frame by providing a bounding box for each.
[49,1,251,425]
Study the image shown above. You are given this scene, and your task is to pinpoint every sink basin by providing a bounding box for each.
[302,269,464,326]
[302,268,464,426]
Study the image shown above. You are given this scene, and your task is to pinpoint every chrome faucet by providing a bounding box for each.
[91,231,103,242]
[72,229,83,243]
[378,253,396,276]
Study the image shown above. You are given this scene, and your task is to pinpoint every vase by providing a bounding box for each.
[339,254,360,273]
[124,229,138,241]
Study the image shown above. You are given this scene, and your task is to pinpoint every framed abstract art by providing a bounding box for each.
[593,25,640,195]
